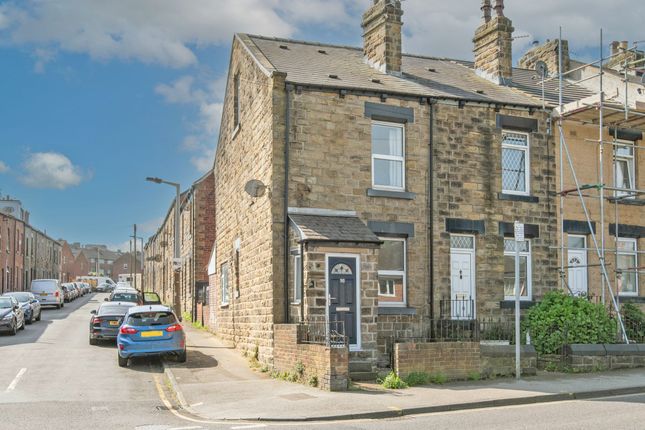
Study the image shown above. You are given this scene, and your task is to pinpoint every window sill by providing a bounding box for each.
[232,124,241,140]
[499,300,534,309]
[616,296,645,303]
[608,198,645,207]
[367,188,416,200]
[220,303,229,309]
[498,193,539,203]
[378,306,416,316]
[291,301,301,305]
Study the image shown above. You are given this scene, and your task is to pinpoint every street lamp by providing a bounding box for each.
[146,177,182,314]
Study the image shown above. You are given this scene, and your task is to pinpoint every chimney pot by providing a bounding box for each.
[481,0,492,23]
[494,0,505,17]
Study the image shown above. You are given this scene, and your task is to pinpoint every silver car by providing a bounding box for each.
[31,279,65,309]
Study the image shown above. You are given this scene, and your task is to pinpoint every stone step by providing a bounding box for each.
[349,361,373,373]
[349,371,379,382]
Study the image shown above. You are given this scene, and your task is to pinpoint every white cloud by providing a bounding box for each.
[155,75,205,104]
[0,161,8,173]
[20,152,87,189]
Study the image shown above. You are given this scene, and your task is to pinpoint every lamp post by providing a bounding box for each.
[146,177,181,313]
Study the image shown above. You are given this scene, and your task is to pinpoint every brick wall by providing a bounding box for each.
[394,341,481,380]
[274,324,349,391]
[480,344,537,377]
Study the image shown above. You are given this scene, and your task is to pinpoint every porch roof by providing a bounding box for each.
[289,213,381,244]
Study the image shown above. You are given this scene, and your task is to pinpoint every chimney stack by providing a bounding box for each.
[518,39,570,76]
[473,0,514,85]
[362,0,403,74]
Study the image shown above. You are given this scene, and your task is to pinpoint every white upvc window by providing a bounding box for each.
[501,131,530,195]
[503,239,532,300]
[377,237,407,306]
[372,121,405,191]
[220,263,230,305]
[617,238,638,296]
[293,254,302,303]
[614,140,635,198]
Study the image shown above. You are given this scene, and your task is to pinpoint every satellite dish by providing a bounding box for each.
[244,179,267,198]
[535,61,549,79]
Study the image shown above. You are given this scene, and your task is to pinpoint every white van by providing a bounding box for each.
[31,279,65,309]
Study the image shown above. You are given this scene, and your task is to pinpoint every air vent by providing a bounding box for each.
[328,74,339,79]
[371,78,381,84]
[318,49,327,54]
[427,68,437,72]
[476,90,485,94]
[279,44,289,50]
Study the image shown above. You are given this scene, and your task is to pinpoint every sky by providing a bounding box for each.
[0,0,643,251]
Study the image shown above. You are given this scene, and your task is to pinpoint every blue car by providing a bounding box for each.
[116,305,186,367]
[3,292,41,324]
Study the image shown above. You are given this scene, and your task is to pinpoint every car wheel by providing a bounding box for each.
[89,337,98,346]
[118,354,128,368]
[35,310,41,322]
[176,350,187,363]
[26,313,33,324]
[61,302,64,308]
[19,319,25,330]
[10,320,17,336]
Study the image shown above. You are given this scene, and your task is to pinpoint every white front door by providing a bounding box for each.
[567,235,588,296]
[450,247,475,320]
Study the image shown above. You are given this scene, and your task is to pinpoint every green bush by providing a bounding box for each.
[379,372,408,389]
[523,291,615,355]
[403,372,430,386]
[622,304,645,342]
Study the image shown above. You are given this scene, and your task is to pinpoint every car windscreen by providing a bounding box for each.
[111,293,139,303]
[98,305,132,316]
[0,297,13,309]
[143,292,161,304]
[126,311,176,327]
[5,293,31,302]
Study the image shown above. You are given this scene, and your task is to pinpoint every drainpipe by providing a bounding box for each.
[284,84,292,323]
[300,241,305,323]
[428,101,435,322]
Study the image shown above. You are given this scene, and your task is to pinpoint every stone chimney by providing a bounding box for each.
[362,0,403,74]
[473,0,514,85]
[607,40,645,75]
[518,39,570,77]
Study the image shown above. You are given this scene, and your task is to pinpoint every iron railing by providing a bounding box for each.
[297,320,347,348]
[439,297,475,320]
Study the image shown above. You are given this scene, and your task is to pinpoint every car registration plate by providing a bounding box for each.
[109,321,119,326]
[40,293,48,296]
[141,331,163,338]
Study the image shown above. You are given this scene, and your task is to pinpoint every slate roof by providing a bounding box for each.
[289,214,381,244]
[240,34,594,107]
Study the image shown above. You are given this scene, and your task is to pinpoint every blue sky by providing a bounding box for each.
[0,0,642,250]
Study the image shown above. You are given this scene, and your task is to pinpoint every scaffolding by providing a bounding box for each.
[548,29,645,343]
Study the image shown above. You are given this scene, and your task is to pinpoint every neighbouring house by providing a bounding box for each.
[519,39,645,308]
[207,0,601,378]
[111,252,143,288]
[77,245,121,279]
[144,170,216,320]
[1,212,24,293]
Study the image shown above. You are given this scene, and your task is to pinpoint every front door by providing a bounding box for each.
[450,235,475,320]
[327,256,358,347]
[568,235,588,296]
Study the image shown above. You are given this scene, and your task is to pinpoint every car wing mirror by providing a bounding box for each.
[104,298,109,302]
[178,315,183,322]
[90,310,97,315]
[13,305,19,311]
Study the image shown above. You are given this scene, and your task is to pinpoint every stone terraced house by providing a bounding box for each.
[208,0,594,376]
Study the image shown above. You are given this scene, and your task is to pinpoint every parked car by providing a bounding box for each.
[71,284,81,299]
[61,284,74,302]
[31,279,64,309]
[0,296,26,335]
[89,301,137,345]
[2,292,41,324]
[116,305,186,367]
[82,282,92,295]
[96,283,112,292]
[107,289,141,305]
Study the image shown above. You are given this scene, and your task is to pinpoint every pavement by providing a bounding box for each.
[164,323,645,422]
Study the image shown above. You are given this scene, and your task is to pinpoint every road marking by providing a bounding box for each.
[5,368,26,392]
[91,406,110,412]
[230,425,267,429]
[189,402,203,407]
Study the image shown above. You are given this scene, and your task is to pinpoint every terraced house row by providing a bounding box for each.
[146,0,644,380]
